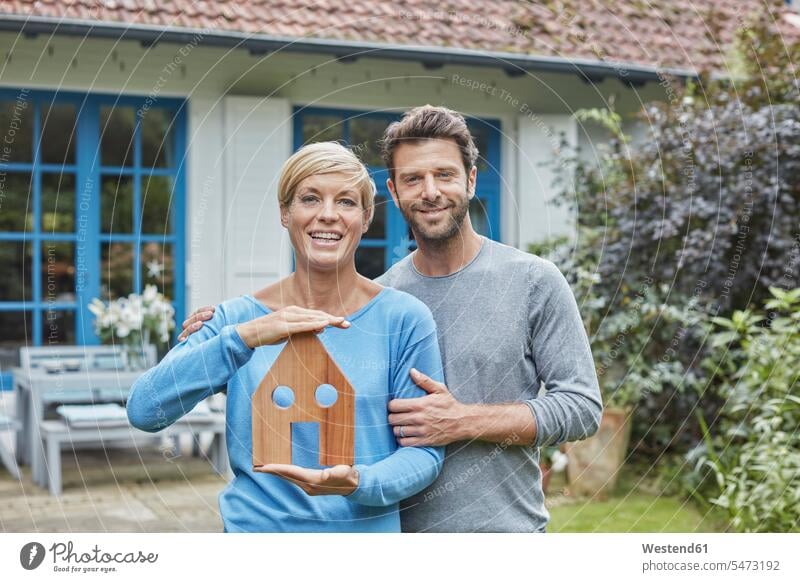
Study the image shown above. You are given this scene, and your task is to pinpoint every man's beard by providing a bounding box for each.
[400,196,470,244]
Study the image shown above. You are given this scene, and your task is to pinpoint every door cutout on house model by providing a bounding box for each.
[252,332,355,467]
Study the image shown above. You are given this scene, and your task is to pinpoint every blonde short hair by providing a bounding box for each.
[278,142,376,223]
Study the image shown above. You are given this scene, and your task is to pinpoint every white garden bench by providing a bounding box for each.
[14,345,228,493]
[15,345,155,485]
[40,411,228,495]
[20,344,154,375]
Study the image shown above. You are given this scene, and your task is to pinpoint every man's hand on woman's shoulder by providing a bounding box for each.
[178,305,216,342]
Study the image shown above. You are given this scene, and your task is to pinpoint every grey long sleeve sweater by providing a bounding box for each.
[377,237,603,532]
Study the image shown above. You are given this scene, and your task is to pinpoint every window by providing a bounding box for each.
[293,107,501,279]
[0,89,186,389]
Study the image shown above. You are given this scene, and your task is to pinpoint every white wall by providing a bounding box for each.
[221,96,293,299]
[516,114,578,251]
[185,96,226,309]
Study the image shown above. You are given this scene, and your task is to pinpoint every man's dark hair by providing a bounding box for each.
[381,105,479,181]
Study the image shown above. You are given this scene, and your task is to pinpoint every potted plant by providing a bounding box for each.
[562,395,633,499]
[88,285,176,369]
[533,232,698,498]
[564,281,701,497]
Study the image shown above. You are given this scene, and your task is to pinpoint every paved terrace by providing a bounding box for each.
[0,391,225,532]
[1,391,576,532]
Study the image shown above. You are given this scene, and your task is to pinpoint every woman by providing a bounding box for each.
[126,142,445,532]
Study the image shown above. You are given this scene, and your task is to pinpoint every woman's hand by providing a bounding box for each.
[236,306,351,349]
[255,464,359,496]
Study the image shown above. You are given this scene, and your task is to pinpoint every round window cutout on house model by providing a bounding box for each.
[315,384,338,408]
[271,385,295,409]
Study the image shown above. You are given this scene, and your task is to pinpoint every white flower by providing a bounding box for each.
[122,303,144,330]
[158,319,170,343]
[145,261,164,279]
[127,295,143,313]
[89,287,175,346]
[88,298,106,318]
[143,284,158,303]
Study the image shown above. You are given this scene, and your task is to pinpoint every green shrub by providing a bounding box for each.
[532,234,709,454]
[687,288,800,532]
[538,13,800,457]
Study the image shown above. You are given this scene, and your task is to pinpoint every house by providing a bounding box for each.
[0,0,797,388]
[252,331,355,467]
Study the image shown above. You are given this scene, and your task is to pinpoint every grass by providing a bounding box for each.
[546,464,728,533]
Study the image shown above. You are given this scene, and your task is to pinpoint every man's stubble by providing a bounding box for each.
[400,193,471,249]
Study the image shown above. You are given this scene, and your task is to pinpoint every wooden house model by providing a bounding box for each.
[252,332,355,467]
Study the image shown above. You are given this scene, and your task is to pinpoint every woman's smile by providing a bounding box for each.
[308,230,345,247]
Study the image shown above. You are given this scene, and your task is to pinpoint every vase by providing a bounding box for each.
[563,406,633,499]
[124,330,152,371]
[124,344,146,371]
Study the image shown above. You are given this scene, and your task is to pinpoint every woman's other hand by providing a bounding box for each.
[255,464,359,496]
[236,306,350,348]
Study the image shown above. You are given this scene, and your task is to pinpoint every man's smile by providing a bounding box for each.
[415,204,451,217]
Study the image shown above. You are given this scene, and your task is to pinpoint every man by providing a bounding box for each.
[180,105,602,532]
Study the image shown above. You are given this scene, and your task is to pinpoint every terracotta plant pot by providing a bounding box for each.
[563,406,632,498]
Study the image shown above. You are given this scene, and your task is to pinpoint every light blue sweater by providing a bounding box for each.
[126,287,445,532]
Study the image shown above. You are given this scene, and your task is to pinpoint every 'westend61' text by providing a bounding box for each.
[642,543,708,554]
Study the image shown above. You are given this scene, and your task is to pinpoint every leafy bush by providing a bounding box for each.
[529,2,800,533]
[687,288,800,532]
[532,231,713,454]
[536,234,699,408]
[536,12,800,457]
[590,98,799,316]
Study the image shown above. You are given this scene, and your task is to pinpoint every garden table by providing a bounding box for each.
[12,366,148,486]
